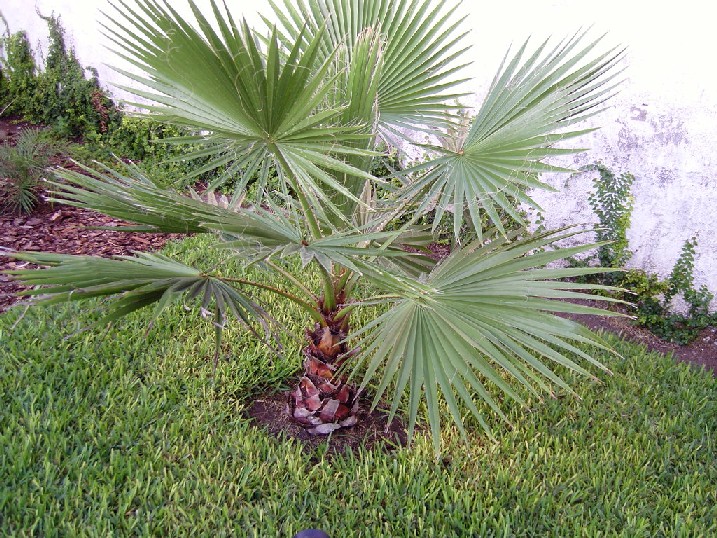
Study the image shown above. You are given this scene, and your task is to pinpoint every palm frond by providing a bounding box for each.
[51,160,221,234]
[267,0,471,132]
[49,160,431,274]
[51,160,315,250]
[349,228,626,454]
[278,229,432,275]
[6,251,272,339]
[399,31,625,240]
[103,0,377,217]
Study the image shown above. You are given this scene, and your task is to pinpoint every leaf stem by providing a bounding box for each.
[213,307,223,375]
[218,276,325,327]
[265,259,319,301]
[333,303,356,321]
[318,263,337,313]
[335,294,401,322]
[335,267,353,297]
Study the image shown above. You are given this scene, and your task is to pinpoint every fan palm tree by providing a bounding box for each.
[7,0,626,453]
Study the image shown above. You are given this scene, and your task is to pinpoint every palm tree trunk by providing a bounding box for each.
[288,320,360,434]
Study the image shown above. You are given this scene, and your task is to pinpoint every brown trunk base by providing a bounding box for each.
[288,324,360,435]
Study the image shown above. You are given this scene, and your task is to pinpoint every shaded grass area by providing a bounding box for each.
[1,236,716,536]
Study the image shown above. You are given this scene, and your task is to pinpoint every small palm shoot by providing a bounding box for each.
[0,128,60,214]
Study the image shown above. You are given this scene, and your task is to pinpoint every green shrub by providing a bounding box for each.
[573,163,715,344]
[0,30,37,117]
[75,116,236,190]
[0,13,121,138]
[636,236,716,344]
[80,116,185,163]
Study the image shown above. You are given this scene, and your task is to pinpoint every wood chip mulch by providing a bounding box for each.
[0,199,184,312]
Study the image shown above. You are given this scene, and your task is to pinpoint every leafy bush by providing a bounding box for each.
[0,13,120,138]
[80,116,185,163]
[575,163,715,343]
[635,236,716,344]
[77,116,286,192]
[0,30,37,117]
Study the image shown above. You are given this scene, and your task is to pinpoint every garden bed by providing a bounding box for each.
[0,200,183,312]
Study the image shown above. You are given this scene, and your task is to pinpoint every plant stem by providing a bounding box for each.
[335,268,353,297]
[218,276,326,327]
[345,271,362,298]
[318,263,337,314]
[335,293,402,324]
[265,259,319,301]
[213,307,223,375]
[333,303,356,322]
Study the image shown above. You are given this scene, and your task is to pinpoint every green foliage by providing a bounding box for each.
[7,0,627,452]
[0,13,120,138]
[369,146,402,181]
[77,116,287,193]
[73,116,198,189]
[399,34,623,241]
[81,116,185,163]
[666,236,701,305]
[635,236,716,344]
[0,128,61,213]
[587,162,635,269]
[0,30,37,115]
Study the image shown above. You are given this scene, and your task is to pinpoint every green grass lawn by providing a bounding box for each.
[1,237,716,537]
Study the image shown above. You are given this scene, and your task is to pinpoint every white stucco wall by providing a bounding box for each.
[3,0,716,303]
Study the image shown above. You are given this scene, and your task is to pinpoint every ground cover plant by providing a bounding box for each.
[5,0,628,454]
[1,237,716,535]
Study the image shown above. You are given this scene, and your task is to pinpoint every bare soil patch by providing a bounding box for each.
[247,391,408,456]
[558,300,717,375]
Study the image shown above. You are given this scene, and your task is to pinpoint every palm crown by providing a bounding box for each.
[8,0,626,453]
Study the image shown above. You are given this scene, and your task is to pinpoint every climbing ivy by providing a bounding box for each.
[574,163,715,344]
[587,162,635,270]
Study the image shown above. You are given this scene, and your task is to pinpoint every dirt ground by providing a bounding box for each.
[557,301,717,375]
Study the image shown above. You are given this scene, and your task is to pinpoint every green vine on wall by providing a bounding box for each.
[574,163,715,344]
[586,162,635,269]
